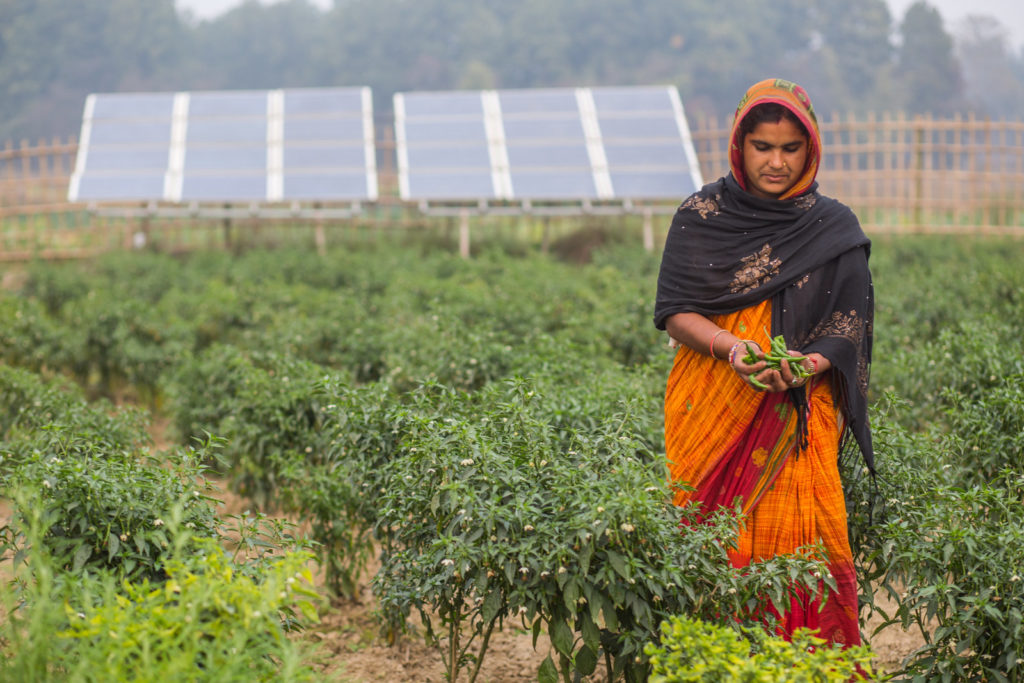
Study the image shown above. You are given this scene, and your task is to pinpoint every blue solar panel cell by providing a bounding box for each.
[88,120,173,145]
[403,119,488,143]
[509,171,598,199]
[181,174,266,201]
[505,143,591,168]
[592,87,672,112]
[603,142,688,167]
[284,145,366,169]
[609,171,696,199]
[405,172,495,199]
[188,91,268,117]
[187,118,266,144]
[401,92,484,117]
[598,116,682,140]
[90,93,175,120]
[84,147,169,172]
[283,172,369,199]
[284,89,363,114]
[283,117,364,142]
[76,173,166,200]
[499,89,578,114]
[406,144,491,170]
[184,146,266,171]
[502,118,585,141]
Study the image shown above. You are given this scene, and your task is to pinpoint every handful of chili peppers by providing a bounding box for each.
[742,330,812,390]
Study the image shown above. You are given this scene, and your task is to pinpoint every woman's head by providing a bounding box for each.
[728,79,821,199]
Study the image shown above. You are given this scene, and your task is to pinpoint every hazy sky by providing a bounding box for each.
[176,0,1024,50]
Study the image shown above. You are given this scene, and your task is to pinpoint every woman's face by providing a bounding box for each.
[741,117,808,199]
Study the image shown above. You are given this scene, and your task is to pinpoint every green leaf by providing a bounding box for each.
[481,589,502,623]
[575,645,598,676]
[608,551,628,579]
[72,544,92,573]
[298,600,320,623]
[537,655,558,683]
[550,618,573,657]
[581,611,601,652]
[107,532,120,560]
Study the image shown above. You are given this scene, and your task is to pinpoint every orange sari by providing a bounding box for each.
[665,299,860,646]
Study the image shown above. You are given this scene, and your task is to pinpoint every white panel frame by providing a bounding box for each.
[575,88,614,200]
[361,86,379,201]
[393,93,411,201]
[667,85,704,191]
[481,90,513,200]
[266,89,284,202]
[163,92,190,202]
[67,95,97,202]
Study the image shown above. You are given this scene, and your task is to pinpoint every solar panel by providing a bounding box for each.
[394,85,702,204]
[68,87,378,203]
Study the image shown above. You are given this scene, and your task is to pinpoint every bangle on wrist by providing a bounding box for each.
[729,339,757,366]
[709,329,729,359]
[806,356,818,375]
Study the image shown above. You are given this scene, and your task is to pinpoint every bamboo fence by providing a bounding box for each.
[2,112,1023,261]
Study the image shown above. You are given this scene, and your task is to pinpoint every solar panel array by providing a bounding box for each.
[394,85,702,203]
[68,84,701,206]
[68,87,378,203]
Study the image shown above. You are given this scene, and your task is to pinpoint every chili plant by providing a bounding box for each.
[374,379,831,683]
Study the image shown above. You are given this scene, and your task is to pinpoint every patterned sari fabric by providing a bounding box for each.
[664,299,860,646]
[654,79,873,647]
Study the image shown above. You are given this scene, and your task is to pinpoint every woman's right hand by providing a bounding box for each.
[729,340,771,391]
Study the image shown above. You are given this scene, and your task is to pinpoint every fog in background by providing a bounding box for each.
[3,0,1023,142]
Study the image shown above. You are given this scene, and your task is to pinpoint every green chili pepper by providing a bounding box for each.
[740,329,813,383]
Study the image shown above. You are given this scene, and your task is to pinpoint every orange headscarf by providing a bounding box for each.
[728,78,821,200]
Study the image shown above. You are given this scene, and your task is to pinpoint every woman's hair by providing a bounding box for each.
[737,102,809,143]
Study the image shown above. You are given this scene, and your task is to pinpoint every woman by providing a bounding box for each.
[653,78,873,646]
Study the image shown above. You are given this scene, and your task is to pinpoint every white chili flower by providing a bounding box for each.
[441,559,455,567]
[460,458,474,466]
[558,566,568,574]
[119,534,128,542]
[620,523,635,533]
[153,519,164,527]
[523,524,534,532]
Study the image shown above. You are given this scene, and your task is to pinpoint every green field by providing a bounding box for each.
[2,230,1023,681]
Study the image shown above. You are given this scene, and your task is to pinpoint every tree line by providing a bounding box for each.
[1,0,1021,143]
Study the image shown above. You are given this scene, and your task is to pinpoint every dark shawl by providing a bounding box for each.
[654,173,875,472]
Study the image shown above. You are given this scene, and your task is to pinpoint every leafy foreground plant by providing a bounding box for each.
[374,379,832,683]
[0,526,325,682]
[644,614,874,682]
